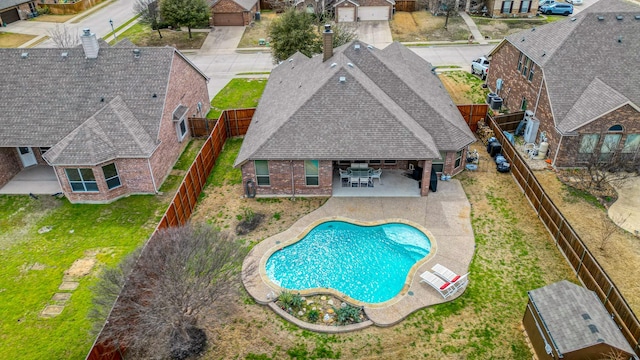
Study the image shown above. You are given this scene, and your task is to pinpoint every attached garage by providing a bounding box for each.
[358,6,389,21]
[337,7,355,22]
[1,8,21,25]
[213,12,244,26]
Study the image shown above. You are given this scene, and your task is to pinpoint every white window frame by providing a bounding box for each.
[304,160,319,186]
[454,150,463,168]
[254,160,270,186]
[172,105,189,142]
[102,163,122,190]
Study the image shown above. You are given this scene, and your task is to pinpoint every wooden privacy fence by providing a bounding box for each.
[45,0,103,15]
[395,1,417,12]
[86,109,254,360]
[486,115,640,356]
[457,104,489,133]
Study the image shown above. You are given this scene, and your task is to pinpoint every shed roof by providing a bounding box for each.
[494,0,640,133]
[234,41,475,166]
[528,280,636,357]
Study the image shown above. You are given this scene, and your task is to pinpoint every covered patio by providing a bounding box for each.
[332,169,422,197]
[0,165,61,195]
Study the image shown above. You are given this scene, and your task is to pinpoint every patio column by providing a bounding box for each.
[421,160,432,196]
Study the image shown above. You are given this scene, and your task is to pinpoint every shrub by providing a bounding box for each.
[333,304,363,325]
[278,290,294,310]
[291,292,303,309]
[307,309,319,323]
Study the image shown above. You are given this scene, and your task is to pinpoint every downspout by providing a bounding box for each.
[147,158,158,193]
[552,134,563,167]
[290,160,295,198]
[532,69,544,116]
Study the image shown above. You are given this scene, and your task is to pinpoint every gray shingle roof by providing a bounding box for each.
[498,0,640,133]
[0,43,194,163]
[234,41,475,166]
[209,0,258,11]
[528,280,635,357]
[42,96,158,165]
[0,0,30,10]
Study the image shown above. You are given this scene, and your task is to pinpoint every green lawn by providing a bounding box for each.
[206,78,268,120]
[112,22,207,49]
[0,140,210,359]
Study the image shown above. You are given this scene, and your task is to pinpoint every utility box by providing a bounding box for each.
[524,118,540,143]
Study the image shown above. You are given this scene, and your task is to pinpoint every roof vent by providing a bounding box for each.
[21,52,28,59]
[597,15,605,21]
[152,93,157,98]
[288,58,293,62]
[347,63,354,68]
[571,17,577,21]
[531,27,535,31]
[635,15,640,20]
[339,76,346,83]
[541,51,546,57]
[581,313,591,320]
[100,97,105,102]
[367,45,373,50]
[133,49,141,58]
[521,37,525,42]
[330,62,337,68]
[616,15,623,20]
[588,324,599,334]
[618,36,622,43]
[61,52,68,58]
[354,44,360,50]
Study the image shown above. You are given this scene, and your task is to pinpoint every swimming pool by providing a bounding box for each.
[265,220,432,304]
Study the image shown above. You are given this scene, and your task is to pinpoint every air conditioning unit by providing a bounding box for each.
[524,118,540,143]
[524,110,534,121]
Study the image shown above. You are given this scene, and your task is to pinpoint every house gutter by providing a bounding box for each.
[290,160,295,198]
[147,158,158,193]
[552,133,563,167]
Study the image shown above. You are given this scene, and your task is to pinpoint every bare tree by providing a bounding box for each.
[598,213,630,252]
[91,224,252,359]
[48,25,80,48]
[134,0,163,38]
[267,0,294,13]
[576,134,639,192]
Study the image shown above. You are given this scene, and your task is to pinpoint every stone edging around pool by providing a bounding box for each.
[267,302,374,333]
[257,216,438,309]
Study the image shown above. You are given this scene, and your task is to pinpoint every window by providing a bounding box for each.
[528,63,535,81]
[608,124,623,132]
[622,134,640,153]
[431,152,446,173]
[517,52,524,71]
[368,160,381,165]
[172,105,189,142]
[600,134,621,161]
[102,163,122,190]
[66,168,98,192]
[579,134,599,154]
[383,160,397,165]
[522,58,530,76]
[304,160,319,186]
[254,160,270,186]
[501,1,512,13]
[39,147,50,154]
[520,97,527,111]
[454,151,463,168]
[520,0,531,13]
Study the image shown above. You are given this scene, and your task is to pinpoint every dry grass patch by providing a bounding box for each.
[473,17,549,40]
[31,14,75,23]
[439,71,489,104]
[391,11,470,42]
[238,11,278,48]
[0,32,36,47]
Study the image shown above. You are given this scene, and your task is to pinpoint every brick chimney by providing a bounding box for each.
[80,28,99,59]
[322,24,333,62]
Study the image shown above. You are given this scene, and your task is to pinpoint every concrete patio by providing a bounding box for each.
[0,165,61,195]
[332,169,421,197]
[242,179,475,330]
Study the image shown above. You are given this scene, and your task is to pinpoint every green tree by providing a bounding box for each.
[159,0,209,39]
[268,8,321,62]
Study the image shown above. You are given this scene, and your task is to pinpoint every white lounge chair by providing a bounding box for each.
[420,270,458,299]
[370,168,382,185]
[432,264,469,290]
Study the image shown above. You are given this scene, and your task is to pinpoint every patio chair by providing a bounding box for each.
[339,169,350,187]
[370,168,383,185]
[420,270,458,299]
[359,177,371,188]
[432,264,469,290]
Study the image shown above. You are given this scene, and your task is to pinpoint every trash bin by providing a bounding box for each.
[255,11,261,21]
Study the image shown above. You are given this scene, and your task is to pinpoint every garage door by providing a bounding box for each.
[1,8,20,25]
[213,13,244,26]
[358,6,389,21]
[337,7,355,22]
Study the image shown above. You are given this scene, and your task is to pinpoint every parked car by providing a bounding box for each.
[471,57,490,80]
[540,3,573,15]
[567,0,583,4]
[539,0,556,6]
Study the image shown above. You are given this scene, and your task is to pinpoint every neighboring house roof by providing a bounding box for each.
[0,0,31,10]
[332,0,395,6]
[209,0,257,11]
[492,0,640,133]
[0,42,207,165]
[235,41,475,166]
[528,280,636,357]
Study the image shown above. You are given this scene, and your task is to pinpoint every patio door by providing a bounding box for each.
[17,147,37,167]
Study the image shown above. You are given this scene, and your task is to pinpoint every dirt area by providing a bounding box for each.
[238,11,277,48]
[438,71,489,104]
[391,11,470,42]
[0,32,36,48]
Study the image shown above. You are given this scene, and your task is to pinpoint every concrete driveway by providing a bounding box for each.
[609,177,640,236]
[198,26,245,55]
[356,21,393,49]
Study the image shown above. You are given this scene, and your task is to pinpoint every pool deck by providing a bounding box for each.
[241,179,475,330]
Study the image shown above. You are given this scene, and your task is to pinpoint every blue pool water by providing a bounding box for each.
[265,221,431,303]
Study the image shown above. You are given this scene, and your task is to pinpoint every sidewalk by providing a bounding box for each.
[458,11,489,45]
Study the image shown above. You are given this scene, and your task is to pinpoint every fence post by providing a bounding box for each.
[577,248,586,274]
[235,109,239,136]
[605,283,613,303]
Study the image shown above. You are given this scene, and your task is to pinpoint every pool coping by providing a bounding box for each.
[242,180,475,330]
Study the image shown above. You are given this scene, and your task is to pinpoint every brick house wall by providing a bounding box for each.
[485,0,538,18]
[54,158,155,203]
[555,104,640,168]
[241,160,333,197]
[0,148,21,189]
[148,53,210,191]
[211,0,258,26]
